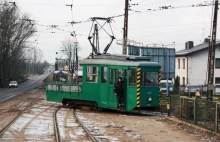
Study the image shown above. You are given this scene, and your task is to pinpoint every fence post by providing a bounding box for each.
[201,85,203,96]
[194,98,197,124]
[215,102,218,132]
[180,97,182,118]
[167,102,171,117]
[169,95,172,116]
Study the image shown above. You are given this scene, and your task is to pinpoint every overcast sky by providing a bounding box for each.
[14,0,218,63]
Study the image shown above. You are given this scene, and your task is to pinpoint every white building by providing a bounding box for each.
[175,41,220,86]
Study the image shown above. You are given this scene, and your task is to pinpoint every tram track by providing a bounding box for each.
[53,106,61,142]
[0,91,44,115]
[0,100,59,141]
[73,109,98,142]
[0,92,43,137]
[53,106,98,142]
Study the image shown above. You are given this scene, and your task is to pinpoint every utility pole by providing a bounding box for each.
[207,0,218,101]
[74,42,79,83]
[122,0,129,55]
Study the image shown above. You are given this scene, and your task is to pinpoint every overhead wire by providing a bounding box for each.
[3,0,218,52]
[128,1,215,16]
[4,1,215,37]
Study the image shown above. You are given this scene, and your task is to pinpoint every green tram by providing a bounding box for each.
[45,54,162,112]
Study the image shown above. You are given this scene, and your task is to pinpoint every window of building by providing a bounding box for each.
[215,58,220,68]
[141,72,158,86]
[215,78,220,84]
[178,59,180,69]
[101,67,107,83]
[128,69,137,86]
[183,77,185,86]
[183,58,185,69]
[86,66,98,83]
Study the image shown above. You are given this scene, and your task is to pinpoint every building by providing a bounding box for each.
[128,45,175,80]
[175,40,220,86]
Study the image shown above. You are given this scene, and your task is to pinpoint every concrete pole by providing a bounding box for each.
[166,53,169,96]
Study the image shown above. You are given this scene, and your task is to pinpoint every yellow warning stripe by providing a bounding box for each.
[158,69,162,96]
[137,67,141,107]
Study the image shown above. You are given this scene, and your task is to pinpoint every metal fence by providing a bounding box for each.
[179,86,220,98]
[218,103,220,132]
[169,96,220,133]
[179,97,195,122]
[170,95,180,116]
[159,95,180,115]
[196,99,216,131]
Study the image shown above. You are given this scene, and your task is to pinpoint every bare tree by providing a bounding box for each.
[60,37,76,60]
[24,46,45,74]
[59,37,80,72]
[0,2,37,87]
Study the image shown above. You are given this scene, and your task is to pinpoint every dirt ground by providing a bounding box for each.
[0,89,45,133]
[78,110,206,142]
[0,88,219,142]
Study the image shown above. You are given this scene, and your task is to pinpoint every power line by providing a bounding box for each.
[13,2,124,7]
[129,2,215,15]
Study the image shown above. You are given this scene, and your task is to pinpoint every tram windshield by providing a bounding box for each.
[141,72,158,86]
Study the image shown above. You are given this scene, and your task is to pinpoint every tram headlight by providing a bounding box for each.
[148,97,152,102]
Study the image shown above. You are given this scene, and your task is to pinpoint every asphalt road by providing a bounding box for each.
[0,74,49,102]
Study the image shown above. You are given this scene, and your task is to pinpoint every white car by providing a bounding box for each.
[9,81,18,88]
[160,80,173,95]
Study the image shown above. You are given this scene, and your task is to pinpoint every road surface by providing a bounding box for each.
[0,74,48,102]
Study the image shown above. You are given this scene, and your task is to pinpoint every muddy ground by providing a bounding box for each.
[0,88,219,142]
[78,110,217,142]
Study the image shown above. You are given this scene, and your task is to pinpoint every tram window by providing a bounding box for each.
[128,69,137,86]
[110,69,124,84]
[101,67,107,83]
[118,69,124,78]
[141,72,158,86]
[86,66,98,83]
[110,69,116,84]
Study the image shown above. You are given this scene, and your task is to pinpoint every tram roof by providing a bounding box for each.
[80,58,160,67]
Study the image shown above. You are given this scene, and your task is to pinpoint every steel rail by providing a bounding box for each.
[0,93,41,137]
[73,109,98,142]
[0,91,44,115]
[53,106,61,142]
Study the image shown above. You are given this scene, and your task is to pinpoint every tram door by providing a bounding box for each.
[108,69,126,109]
[99,66,108,107]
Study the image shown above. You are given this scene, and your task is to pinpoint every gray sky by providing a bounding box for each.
[15,0,218,63]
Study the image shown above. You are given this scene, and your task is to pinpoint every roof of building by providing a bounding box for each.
[175,41,220,56]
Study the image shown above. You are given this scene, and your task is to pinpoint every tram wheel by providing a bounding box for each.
[90,104,98,110]
[62,99,67,106]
